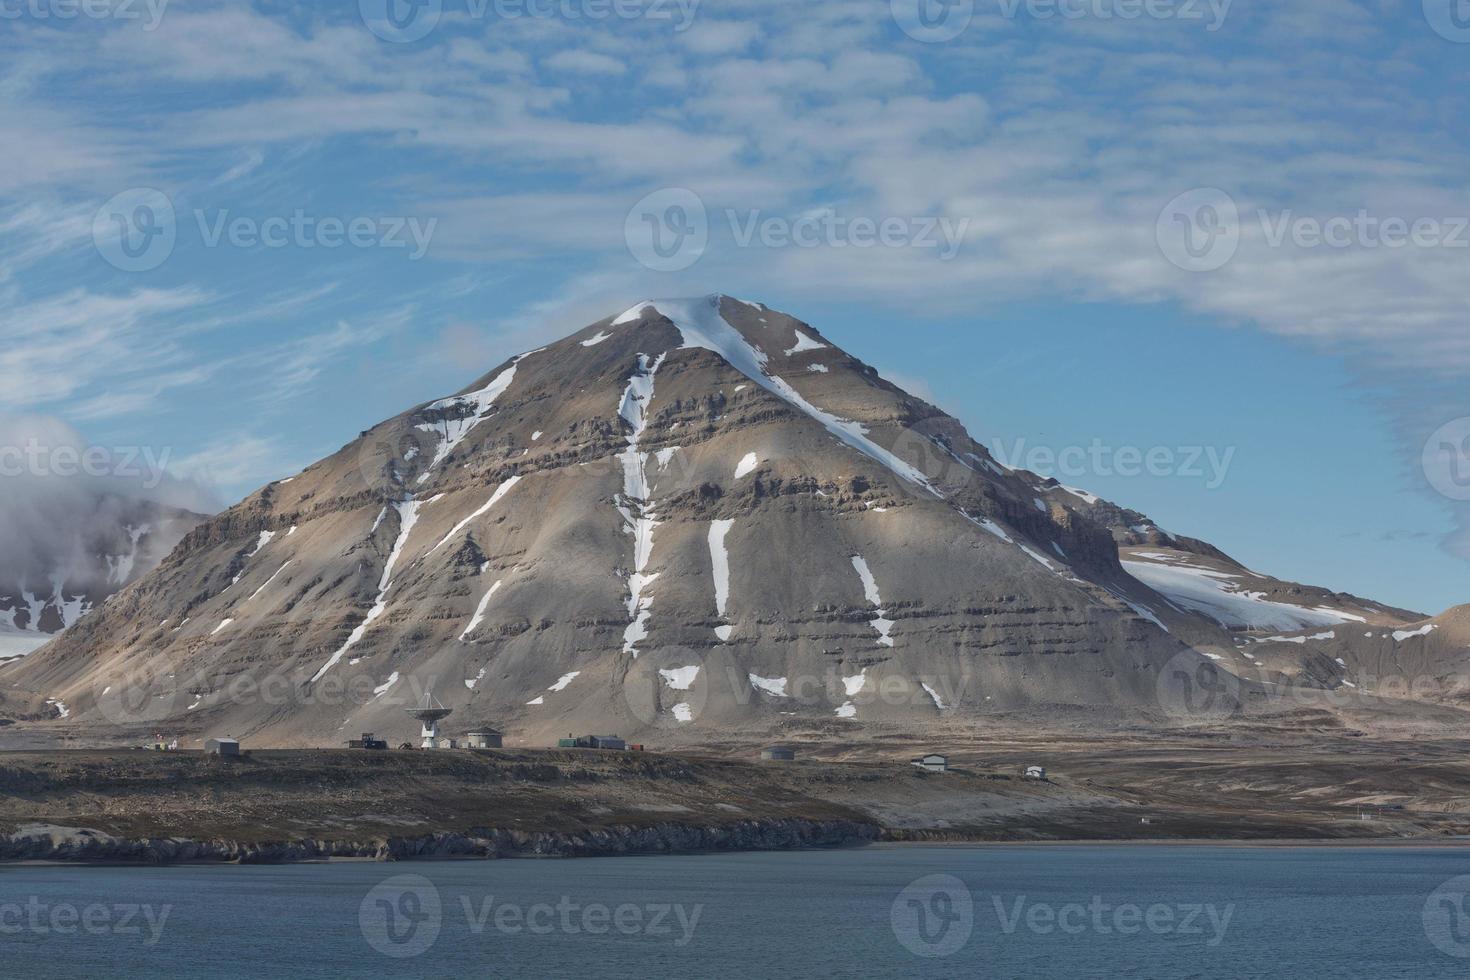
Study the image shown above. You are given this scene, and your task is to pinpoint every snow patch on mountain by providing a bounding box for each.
[708,519,734,643]
[310,497,425,683]
[850,555,895,647]
[749,674,788,697]
[622,297,938,496]
[426,477,521,557]
[659,665,700,691]
[1123,558,1365,631]
[461,580,502,641]
[617,352,668,656]
[785,331,827,355]
[415,359,519,479]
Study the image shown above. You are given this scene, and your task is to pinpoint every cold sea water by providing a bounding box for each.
[5,844,1470,978]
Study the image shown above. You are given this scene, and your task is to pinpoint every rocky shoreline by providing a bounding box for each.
[0,817,883,865]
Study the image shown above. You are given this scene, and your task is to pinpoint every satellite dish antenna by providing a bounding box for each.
[406,689,453,749]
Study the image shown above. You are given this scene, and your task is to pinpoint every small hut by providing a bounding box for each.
[205,737,240,757]
[911,754,948,773]
[466,727,503,749]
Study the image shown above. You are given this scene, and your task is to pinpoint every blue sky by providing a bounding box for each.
[2,0,1468,612]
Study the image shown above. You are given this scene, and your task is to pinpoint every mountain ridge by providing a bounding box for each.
[1,296,1456,745]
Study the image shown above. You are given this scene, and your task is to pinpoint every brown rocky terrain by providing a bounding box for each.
[5,733,1470,864]
[0,296,1459,751]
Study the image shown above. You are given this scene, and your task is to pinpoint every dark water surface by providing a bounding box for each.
[4,844,1470,978]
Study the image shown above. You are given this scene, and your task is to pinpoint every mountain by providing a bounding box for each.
[0,496,205,664]
[0,296,1453,745]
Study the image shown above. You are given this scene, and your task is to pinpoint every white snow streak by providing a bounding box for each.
[734,452,760,479]
[426,476,521,557]
[708,519,734,642]
[415,360,520,479]
[310,498,425,683]
[617,352,668,656]
[1393,624,1438,642]
[785,330,828,355]
[460,580,502,640]
[247,561,292,604]
[850,555,895,647]
[623,297,938,495]
[921,682,946,710]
